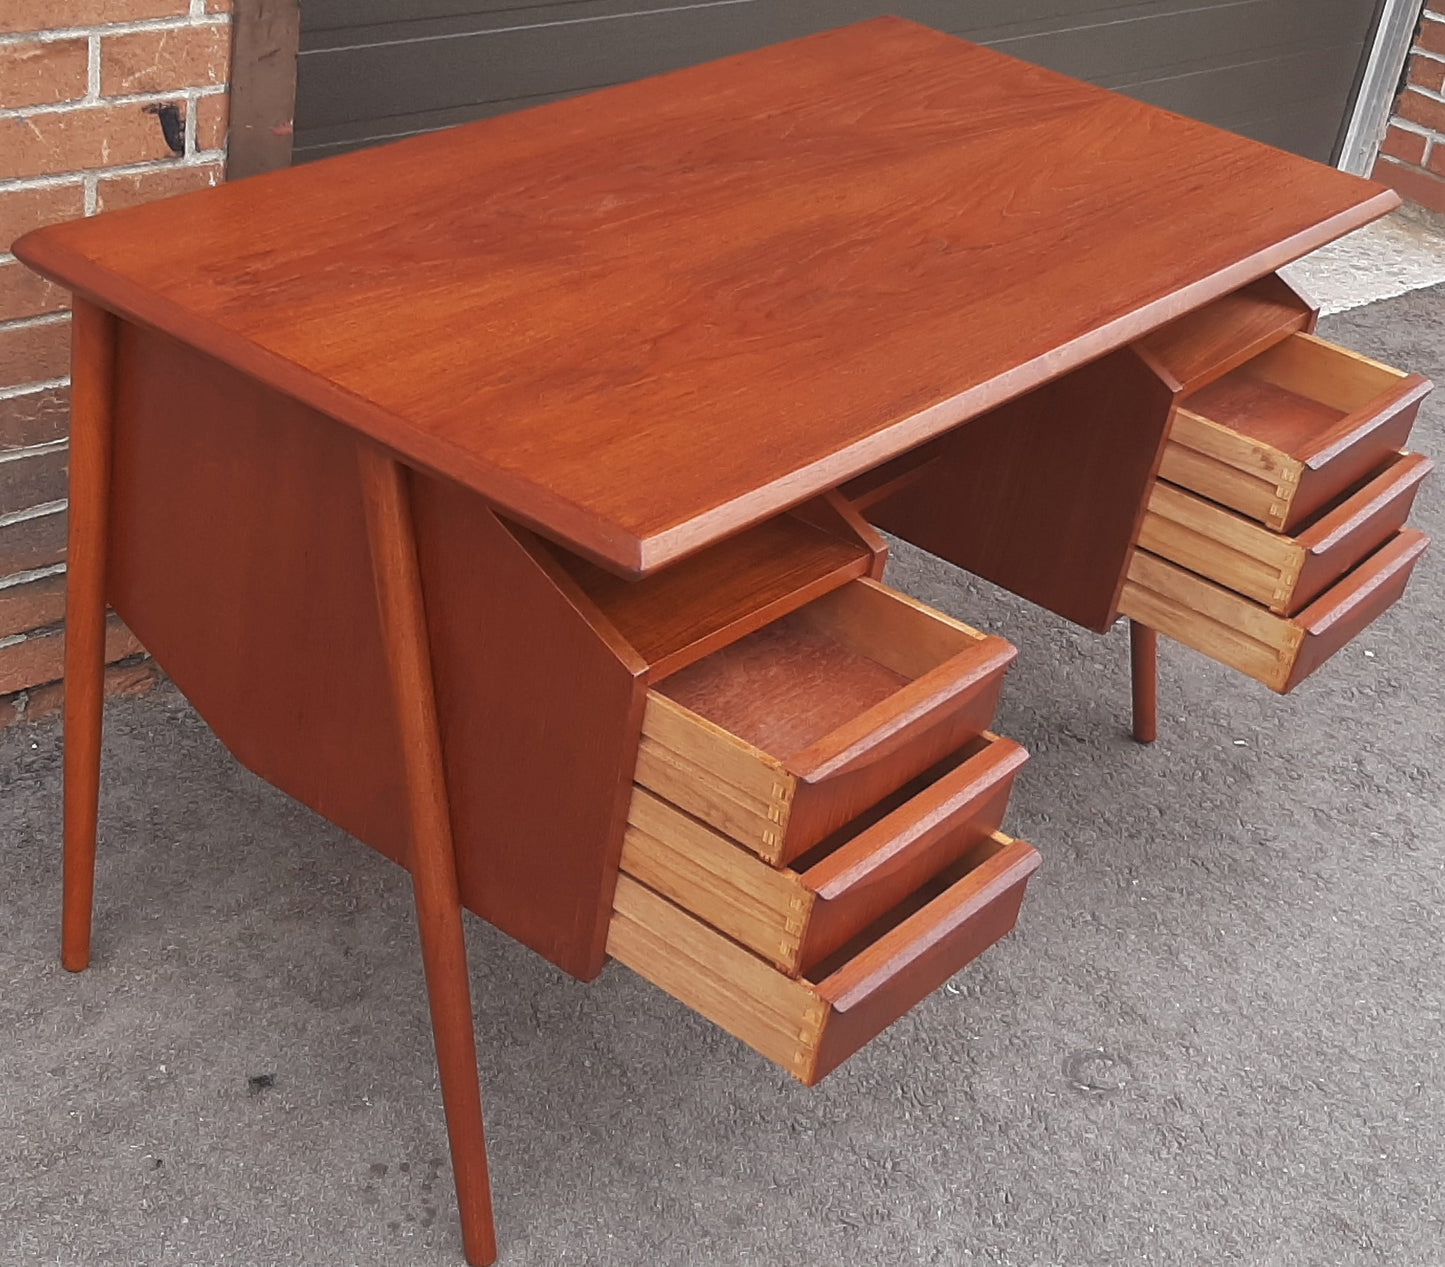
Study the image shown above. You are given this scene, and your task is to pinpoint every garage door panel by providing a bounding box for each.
[1228,101,1353,160]
[297,3,813,132]
[293,0,1381,164]
[302,0,736,36]
[994,0,1374,85]
[293,92,595,164]
[1122,42,1374,123]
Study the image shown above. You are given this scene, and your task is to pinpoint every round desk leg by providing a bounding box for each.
[1130,620,1158,744]
[358,444,498,1266]
[62,300,118,972]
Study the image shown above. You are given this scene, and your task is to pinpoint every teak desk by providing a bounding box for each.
[16,19,1433,1263]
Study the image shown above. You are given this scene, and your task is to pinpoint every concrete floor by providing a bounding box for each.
[3,283,1444,1266]
[1283,204,1445,315]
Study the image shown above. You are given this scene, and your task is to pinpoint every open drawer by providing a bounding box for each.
[622,733,1027,977]
[1138,452,1434,616]
[1121,529,1429,692]
[607,831,1040,1085]
[1158,333,1432,533]
[634,578,1016,865]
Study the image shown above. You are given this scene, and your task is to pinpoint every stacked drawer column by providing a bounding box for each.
[1123,277,1433,716]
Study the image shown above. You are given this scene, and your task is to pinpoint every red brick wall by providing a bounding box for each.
[1,1,231,720]
[1373,1,1445,212]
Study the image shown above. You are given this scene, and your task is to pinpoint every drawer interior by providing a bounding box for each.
[1184,333,1410,459]
[638,578,1015,863]
[656,579,997,762]
[660,607,911,759]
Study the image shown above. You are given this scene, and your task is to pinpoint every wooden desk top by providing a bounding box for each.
[17,18,1396,575]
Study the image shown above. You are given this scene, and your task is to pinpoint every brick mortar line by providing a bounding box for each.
[0,85,230,122]
[16,618,64,639]
[0,149,228,194]
[0,498,66,530]
[0,377,69,401]
[1404,85,1445,105]
[0,15,229,47]
[0,437,68,465]
[185,89,199,154]
[1377,155,1445,175]
[0,311,70,335]
[0,563,66,591]
[87,33,101,100]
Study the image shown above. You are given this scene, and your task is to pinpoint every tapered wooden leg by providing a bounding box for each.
[62,300,119,973]
[1130,620,1158,744]
[357,445,498,1266]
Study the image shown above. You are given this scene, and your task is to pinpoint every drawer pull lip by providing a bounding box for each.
[817,839,1041,1013]
[1297,452,1434,555]
[1294,528,1429,636]
[1302,373,1431,471]
[786,636,1017,784]
[802,736,1029,900]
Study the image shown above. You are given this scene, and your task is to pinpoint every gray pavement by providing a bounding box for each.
[3,284,1444,1266]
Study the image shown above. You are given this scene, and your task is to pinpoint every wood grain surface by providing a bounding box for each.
[638,579,1015,864]
[1133,273,1315,396]
[14,19,1396,574]
[865,347,1176,631]
[1139,453,1433,615]
[60,300,118,973]
[549,507,874,679]
[607,829,1040,1085]
[105,325,413,867]
[410,479,650,979]
[356,446,497,1265]
[1164,335,1431,532]
[105,324,646,978]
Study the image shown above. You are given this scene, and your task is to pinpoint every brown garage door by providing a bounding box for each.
[293,1,1385,166]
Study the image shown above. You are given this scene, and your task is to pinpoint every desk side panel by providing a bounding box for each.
[865,348,1174,632]
[411,480,648,979]
[108,325,643,978]
[108,323,413,864]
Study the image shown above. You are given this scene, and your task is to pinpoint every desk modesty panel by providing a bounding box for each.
[14,19,1430,1267]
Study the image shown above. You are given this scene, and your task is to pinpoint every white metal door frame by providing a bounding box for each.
[1339,0,1427,174]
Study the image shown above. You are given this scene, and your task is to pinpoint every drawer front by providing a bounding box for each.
[636,578,1015,865]
[607,832,1041,1085]
[1138,452,1432,615]
[620,734,1027,976]
[1161,334,1431,532]
[1120,529,1429,692]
